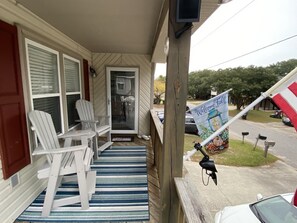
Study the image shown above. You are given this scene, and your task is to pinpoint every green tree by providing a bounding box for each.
[188,70,215,99]
[154,76,166,104]
[218,66,278,109]
[188,65,279,110]
[267,59,297,78]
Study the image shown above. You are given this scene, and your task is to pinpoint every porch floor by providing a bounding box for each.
[16,137,161,223]
[113,137,161,223]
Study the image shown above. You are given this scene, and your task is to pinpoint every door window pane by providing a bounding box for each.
[110,71,136,131]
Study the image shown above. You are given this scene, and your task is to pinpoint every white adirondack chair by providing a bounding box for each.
[76,99,113,159]
[28,110,96,217]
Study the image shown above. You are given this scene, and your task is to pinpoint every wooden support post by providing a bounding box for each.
[161,0,192,221]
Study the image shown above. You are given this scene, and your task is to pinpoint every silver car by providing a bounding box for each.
[215,192,297,223]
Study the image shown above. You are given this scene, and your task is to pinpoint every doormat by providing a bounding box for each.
[112,135,134,142]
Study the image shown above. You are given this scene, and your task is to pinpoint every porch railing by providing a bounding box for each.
[150,109,212,223]
[150,109,163,181]
[174,177,212,223]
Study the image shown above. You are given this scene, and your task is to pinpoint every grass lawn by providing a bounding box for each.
[186,100,204,106]
[229,109,282,123]
[184,134,278,166]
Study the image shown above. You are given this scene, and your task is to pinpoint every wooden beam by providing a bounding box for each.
[151,63,156,109]
[160,0,192,221]
[151,0,169,55]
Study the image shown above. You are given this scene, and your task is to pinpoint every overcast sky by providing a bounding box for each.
[155,0,297,77]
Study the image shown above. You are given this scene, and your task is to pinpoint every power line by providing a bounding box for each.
[206,34,297,69]
[192,0,256,49]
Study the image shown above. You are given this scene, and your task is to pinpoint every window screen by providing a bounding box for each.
[64,56,81,128]
[27,41,62,133]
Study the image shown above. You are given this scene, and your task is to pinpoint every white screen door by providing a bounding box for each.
[106,67,139,134]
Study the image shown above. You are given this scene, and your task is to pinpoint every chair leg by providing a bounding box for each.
[107,130,111,142]
[74,150,89,209]
[93,134,99,160]
[42,154,63,217]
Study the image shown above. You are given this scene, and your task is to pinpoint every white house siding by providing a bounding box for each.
[92,53,152,135]
[0,158,47,223]
[0,1,91,222]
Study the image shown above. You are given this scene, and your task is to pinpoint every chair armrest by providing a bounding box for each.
[95,115,110,119]
[94,116,110,125]
[32,145,87,156]
[32,145,44,156]
[75,119,98,124]
[58,130,96,139]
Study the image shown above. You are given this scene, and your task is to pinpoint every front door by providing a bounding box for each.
[106,67,139,134]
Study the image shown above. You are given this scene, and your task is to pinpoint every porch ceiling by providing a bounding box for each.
[16,0,220,62]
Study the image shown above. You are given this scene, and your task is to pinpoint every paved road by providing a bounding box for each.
[184,160,297,218]
[229,118,297,168]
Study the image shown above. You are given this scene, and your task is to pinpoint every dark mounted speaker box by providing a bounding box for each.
[176,0,201,22]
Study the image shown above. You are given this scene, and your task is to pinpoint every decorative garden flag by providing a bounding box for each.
[190,90,230,153]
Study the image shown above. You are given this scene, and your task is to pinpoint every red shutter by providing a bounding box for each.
[0,20,30,179]
[83,59,90,101]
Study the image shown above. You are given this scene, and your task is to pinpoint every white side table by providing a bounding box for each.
[59,130,97,159]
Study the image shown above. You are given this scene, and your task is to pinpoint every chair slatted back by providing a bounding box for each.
[28,110,60,163]
[76,99,95,129]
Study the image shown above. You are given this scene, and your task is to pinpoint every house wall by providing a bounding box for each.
[0,1,92,222]
[92,53,152,135]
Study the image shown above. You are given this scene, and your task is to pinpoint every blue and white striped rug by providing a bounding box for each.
[17,146,149,222]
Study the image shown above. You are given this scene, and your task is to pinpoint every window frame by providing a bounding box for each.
[25,38,64,134]
[63,54,82,129]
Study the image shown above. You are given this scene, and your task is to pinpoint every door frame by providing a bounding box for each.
[106,66,139,134]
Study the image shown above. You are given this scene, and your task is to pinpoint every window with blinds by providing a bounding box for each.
[26,40,62,133]
[64,56,81,128]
